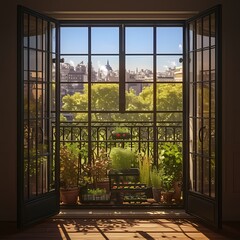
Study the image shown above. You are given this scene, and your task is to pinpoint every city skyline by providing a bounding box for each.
[60,26,183,72]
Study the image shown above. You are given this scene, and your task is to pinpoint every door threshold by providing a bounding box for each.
[56,209,194,219]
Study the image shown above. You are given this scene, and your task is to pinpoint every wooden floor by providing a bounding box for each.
[1,218,239,240]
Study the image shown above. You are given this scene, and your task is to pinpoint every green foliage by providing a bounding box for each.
[159,143,182,191]
[150,167,163,189]
[87,188,106,195]
[60,143,79,189]
[112,127,130,133]
[110,147,137,170]
[138,155,152,187]
[61,82,182,122]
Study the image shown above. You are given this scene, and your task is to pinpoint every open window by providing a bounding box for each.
[18,5,221,228]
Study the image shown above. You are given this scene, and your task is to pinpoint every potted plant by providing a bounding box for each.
[110,147,137,172]
[160,143,182,202]
[60,143,79,204]
[82,188,110,202]
[111,127,131,140]
[139,155,153,198]
[161,175,174,203]
[150,167,163,202]
[90,150,110,190]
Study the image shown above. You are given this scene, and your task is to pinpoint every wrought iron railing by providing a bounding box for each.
[53,121,183,164]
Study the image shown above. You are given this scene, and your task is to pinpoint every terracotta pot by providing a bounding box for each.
[172,181,182,202]
[60,187,79,204]
[162,191,174,204]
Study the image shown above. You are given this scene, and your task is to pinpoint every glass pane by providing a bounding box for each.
[29,16,36,49]
[24,84,29,119]
[60,56,88,82]
[196,51,202,82]
[42,52,46,82]
[211,157,215,197]
[157,56,182,82]
[211,13,215,46]
[92,27,119,54]
[196,118,202,154]
[24,14,28,47]
[37,156,48,194]
[189,154,195,191]
[157,83,182,111]
[189,52,193,83]
[92,113,153,122]
[51,23,56,53]
[91,83,119,111]
[51,82,56,112]
[189,117,194,153]
[210,119,215,158]
[61,83,88,112]
[51,54,56,83]
[189,23,194,51]
[203,16,210,48]
[157,27,183,54]
[126,83,153,111]
[49,154,55,191]
[43,21,48,51]
[157,122,182,141]
[196,19,202,49]
[29,83,37,118]
[24,48,28,71]
[202,119,209,156]
[29,50,36,71]
[203,50,209,81]
[24,159,29,200]
[211,48,215,81]
[126,56,153,82]
[37,51,42,77]
[211,82,215,117]
[157,112,182,122]
[203,158,210,196]
[37,18,43,50]
[189,83,194,117]
[37,83,43,117]
[91,56,119,82]
[203,82,209,118]
[196,156,202,192]
[61,27,88,54]
[29,157,37,197]
[126,27,153,54]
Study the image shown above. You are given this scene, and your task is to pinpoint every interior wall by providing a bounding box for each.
[1,0,240,222]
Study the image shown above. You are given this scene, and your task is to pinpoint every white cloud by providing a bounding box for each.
[69,60,75,66]
[179,44,182,50]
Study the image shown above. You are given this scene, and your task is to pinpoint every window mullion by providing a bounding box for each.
[119,24,125,113]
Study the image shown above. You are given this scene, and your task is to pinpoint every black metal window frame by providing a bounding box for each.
[57,21,185,167]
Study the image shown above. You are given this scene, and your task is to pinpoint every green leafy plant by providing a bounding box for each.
[159,143,182,191]
[150,167,163,189]
[159,143,182,182]
[110,147,137,170]
[60,143,79,189]
[139,155,152,187]
[82,150,110,186]
[87,188,106,195]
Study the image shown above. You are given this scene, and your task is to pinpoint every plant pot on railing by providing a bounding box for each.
[111,132,131,140]
[111,127,131,140]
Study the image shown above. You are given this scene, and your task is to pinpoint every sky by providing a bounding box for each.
[60,26,183,72]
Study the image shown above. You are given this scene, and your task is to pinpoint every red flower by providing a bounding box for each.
[116,133,121,137]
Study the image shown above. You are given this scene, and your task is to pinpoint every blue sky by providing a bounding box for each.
[60,26,182,72]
